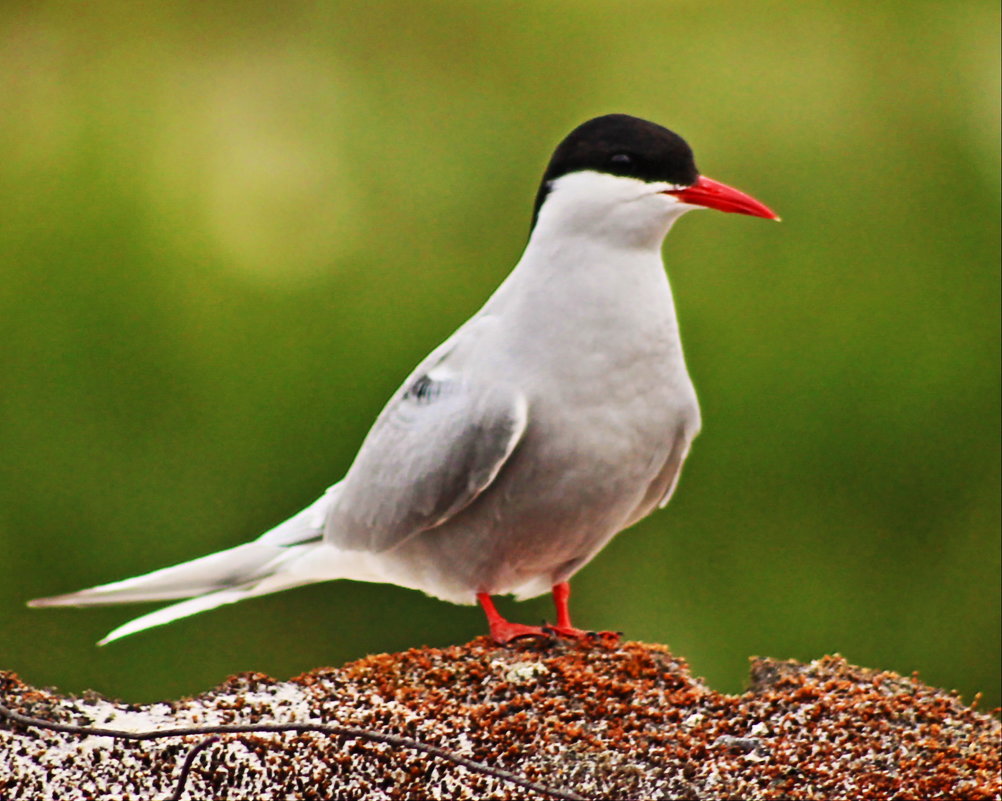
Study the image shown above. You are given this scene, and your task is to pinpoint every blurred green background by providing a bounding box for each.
[2,1,999,709]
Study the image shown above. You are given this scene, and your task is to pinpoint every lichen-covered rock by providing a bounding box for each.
[1,639,998,800]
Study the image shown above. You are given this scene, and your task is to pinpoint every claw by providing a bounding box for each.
[543,625,621,644]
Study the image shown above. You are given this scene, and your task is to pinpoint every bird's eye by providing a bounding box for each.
[610,153,634,167]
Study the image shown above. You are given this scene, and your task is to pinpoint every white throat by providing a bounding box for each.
[529,170,694,253]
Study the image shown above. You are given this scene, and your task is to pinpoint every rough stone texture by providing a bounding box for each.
[1,638,999,800]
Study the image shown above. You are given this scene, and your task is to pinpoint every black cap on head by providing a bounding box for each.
[531,114,699,228]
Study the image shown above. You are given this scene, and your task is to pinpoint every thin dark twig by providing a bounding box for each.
[170,735,220,801]
[0,702,588,801]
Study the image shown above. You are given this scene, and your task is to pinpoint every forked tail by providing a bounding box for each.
[29,485,346,644]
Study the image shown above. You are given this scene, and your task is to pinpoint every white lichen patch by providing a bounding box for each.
[500,660,549,685]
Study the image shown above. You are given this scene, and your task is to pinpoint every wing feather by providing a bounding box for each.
[326,370,527,552]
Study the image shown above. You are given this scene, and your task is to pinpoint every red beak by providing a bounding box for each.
[666,175,779,220]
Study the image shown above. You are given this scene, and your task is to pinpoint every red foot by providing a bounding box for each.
[477,586,622,646]
[546,581,620,644]
[543,625,621,645]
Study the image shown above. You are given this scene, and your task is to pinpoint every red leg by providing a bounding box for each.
[553,581,573,629]
[545,581,598,639]
[477,593,549,644]
[546,582,620,642]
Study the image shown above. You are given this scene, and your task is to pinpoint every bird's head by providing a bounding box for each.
[531,114,778,250]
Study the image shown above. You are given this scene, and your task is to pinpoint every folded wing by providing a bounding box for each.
[328,369,528,552]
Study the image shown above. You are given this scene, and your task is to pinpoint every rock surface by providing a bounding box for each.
[1,638,999,800]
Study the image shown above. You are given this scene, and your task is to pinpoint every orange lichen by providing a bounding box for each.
[2,641,999,800]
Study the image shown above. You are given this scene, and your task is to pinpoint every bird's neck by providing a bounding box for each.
[488,224,683,347]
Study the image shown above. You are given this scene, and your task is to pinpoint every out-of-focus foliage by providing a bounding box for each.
[1,1,998,707]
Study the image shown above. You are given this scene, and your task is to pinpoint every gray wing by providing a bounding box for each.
[326,369,528,552]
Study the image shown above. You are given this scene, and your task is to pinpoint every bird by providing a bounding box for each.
[29,114,778,646]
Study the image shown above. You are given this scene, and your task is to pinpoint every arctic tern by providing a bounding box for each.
[30,114,778,645]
